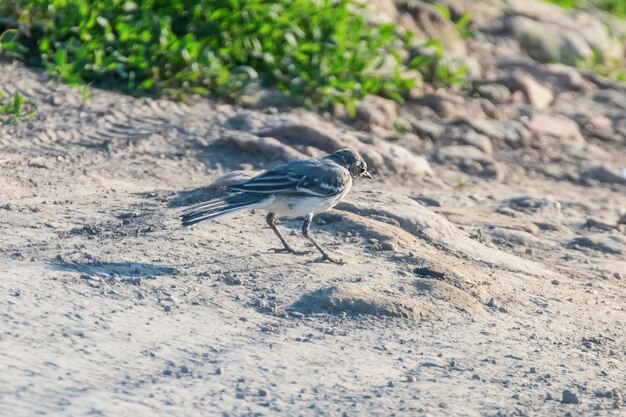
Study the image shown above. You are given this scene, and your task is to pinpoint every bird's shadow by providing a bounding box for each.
[51,260,179,278]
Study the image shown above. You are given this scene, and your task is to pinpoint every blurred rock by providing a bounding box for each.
[499,60,593,93]
[407,118,445,141]
[436,145,502,179]
[420,93,485,119]
[581,165,626,185]
[404,2,466,54]
[509,15,590,65]
[464,118,530,147]
[255,113,433,177]
[507,0,621,65]
[562,389,580,405]
[461,130,493,154]
[355,95,398,130]
[585,115,617,142]
[526,113,585,147]
[475,83,511,104]
[498,196,562,216]
[505,72,554,109]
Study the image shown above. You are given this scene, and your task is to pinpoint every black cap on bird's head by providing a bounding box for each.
[325,148,373,179]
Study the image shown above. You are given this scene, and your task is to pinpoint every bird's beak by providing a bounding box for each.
[363,170,373,179]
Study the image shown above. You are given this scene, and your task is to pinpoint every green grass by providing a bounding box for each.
[0,91,36,124]
[544,0,626,18]
[0,0,467,112]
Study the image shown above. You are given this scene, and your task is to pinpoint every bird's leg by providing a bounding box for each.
[301,214,344,265]
[266,213,308,255]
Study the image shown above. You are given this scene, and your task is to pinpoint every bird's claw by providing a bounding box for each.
[270,247,310,256]
[320,254,345,265]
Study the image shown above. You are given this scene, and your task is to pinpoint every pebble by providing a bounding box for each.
[487,298,497,308]
[472,374,481,380]
[179,366,189,374]
[551,280,559,285]
[406,375,416,383]
[614,272,623,280]
[163,305,172,312]
[258,388,268,397]
[387,380,395,388]
[562,389,580,404]
[380,242,395,251]
[215,367,223,375]
[163,369,173,376]
[530,367,537,373]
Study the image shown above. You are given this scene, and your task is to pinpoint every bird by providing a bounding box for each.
[181,148,372,264]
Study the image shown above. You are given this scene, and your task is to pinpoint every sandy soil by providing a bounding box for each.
[1,59,625,417]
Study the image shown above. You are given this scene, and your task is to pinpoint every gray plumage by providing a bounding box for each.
[181,148,372,263]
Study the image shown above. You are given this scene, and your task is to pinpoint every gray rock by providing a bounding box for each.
[567,236,622,255]
[526,113,585,147]
[499,196,562,215]
[461,130,493,154]
[503,72,554,109]
[465,118,529,146]
[475,83,512,104]
[507,0,621,64]
[355,95,398,129]
[436,145,502,179]
[408,119,445,140]
[581,165,626,185]
[404,2,466,54]
[562,389,580,405]
[509,16,588,65]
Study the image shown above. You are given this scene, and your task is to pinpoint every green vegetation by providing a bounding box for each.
[578,49,626,82]
[0,0,468,111]
[544,0,626,18]
[0,91,36,124]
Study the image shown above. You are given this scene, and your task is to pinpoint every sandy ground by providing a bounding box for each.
[1,61,625,417]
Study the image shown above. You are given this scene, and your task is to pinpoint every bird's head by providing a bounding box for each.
[326,148,373,179]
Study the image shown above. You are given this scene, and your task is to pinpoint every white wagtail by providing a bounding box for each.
[181,148,372,264]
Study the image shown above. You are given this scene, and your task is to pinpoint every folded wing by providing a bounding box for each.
[228,160,350,197]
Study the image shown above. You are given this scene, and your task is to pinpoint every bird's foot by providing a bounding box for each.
[319,254,345,265]
[270,247,310,256]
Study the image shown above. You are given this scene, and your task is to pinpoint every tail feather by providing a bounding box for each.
[181,192,272,227]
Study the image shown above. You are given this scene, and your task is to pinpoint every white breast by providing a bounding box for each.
[266,180,352,218]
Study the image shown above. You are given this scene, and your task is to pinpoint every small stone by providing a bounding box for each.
[475,83,511,104]
[551,280,559,286]
[387,380,395,387]
[163,305,172,312]
[487,298,497,308]
[258,388,268,397]
[406,375,416,383]
[472,374,481,380]
[215,367,223,375]
[355,95,398,129]
[236,392,245,400]
[581,165,626,185]
[179,366,189,374]
[163,369,173,376]
[562,389,580,404]
[530,367,537,373]
[526,113,584,146]
[461,130,493,155]
[380,242,395,251]
[514,72,554,109]
[618,214,626,225]
[614,272,623,280]
[512,393,520,399]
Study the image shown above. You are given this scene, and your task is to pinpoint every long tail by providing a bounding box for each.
[181,192,273,227]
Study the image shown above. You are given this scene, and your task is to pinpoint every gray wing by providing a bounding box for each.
[229,159,350,197]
